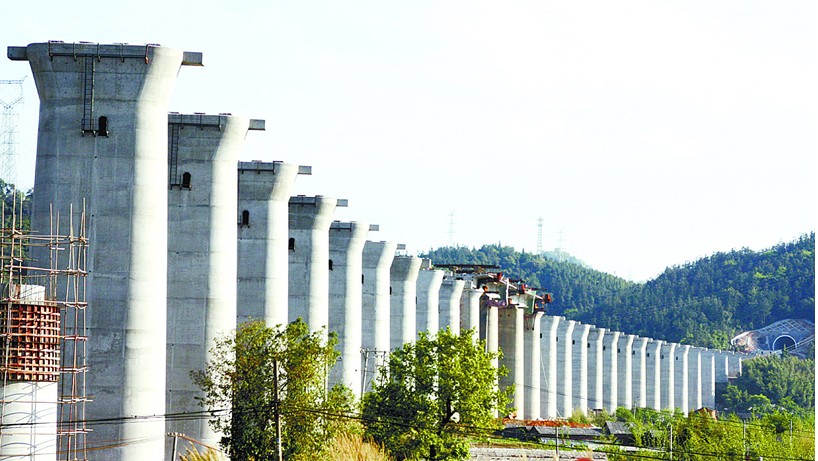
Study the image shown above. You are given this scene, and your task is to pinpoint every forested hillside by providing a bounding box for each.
[423,233,815,349]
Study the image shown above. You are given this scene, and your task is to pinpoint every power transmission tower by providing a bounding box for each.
[537,217,543,255]
[0,76,26,186]
[448,210,456,246]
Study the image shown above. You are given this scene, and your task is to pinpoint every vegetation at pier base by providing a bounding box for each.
[362,328,512,461]
[601,407,815,461]
[423,232,815,350]
[0,179,31,231]
[191,319,357,461]
[720,354,815,414]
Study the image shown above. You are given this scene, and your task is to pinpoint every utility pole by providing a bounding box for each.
[274,359,283,461]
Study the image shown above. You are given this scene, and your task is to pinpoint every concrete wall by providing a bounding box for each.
[288,196,345,336]
[237,161,308,327]
[389,256,422,348]
[360,241,397,392]
[416,264,444,335]
[12,42,202,461]
[327,221,371,395]
[166,113,261,445]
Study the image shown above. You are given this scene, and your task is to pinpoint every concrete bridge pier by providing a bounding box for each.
[661,342,678,411]
[557,319,576,417]
[701,349,716,408]
[571,323,592,414]
[439,278,465,334]
[603,331,621,413]
[390,255,422,348]
[166,114,263,446]
[498,308,525,417]
[461,284,483,334]
[237,161,309,327]
[688,347,703,411]
[617,334,635,409]
[328,221,373,396]
[361,241,398,393]
[632,337,649,409]
[540,316,560,418]
[587,327,606,411]
[523,312,544,420]
[416,262,444,335]
[674,345,690,413]
[288,196,346,337]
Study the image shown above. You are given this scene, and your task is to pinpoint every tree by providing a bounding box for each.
[362,327,511,461]
[191,319,355,461]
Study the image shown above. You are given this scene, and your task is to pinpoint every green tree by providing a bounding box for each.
[191,319,355,461]
[362,328,511,461]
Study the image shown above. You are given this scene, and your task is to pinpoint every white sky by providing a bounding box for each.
[1,1,815,282]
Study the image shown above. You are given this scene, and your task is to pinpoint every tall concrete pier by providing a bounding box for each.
[237,161,310,327]
[166,113,263,445]
[661,342,678,410]
[328,221,372,395]
[439,278,465,333]
[461,284,483,334]
[361,241,397,392]
[632,337,649,409]
[603,331,621,413]
[647,340,663,410]
[617,334,635,409]
[288,196,346,335]
[523,312,544,420]
[9,41,202,461]
[571,323,591,414]
[701,349,716,408]
[540,316,560,418]
[416,262,444,334]
[499,308,525,416]
[389,255,422,348]
[588,327,606,411]
[557,319,575,417]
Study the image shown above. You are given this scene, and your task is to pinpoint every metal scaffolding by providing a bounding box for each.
[0,194,89,461]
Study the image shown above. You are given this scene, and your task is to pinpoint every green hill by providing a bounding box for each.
[422,233,815,350]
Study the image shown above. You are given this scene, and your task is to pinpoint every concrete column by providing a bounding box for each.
[499,308,525,417]
[361,241,397,393]
[439,278,465,333]
[617,334,635,410]
[237,161,308,327]
[10,41,203,461]
[727,352,742,378]
[689,347,703,411]
[540,316,560,418]
[288,196,345,335]
[416,263,444,335]
[571,323,591,414]
[166,113,262,445]
[632,337,649,409]
[646,340,663,411]
[715,352,730,383]
[587,327,606,411]
[557,319,575,417]
[389,255,422,349]
[701,349,716,408]
[524,312,544,420]
[603,331,621,413]
[485,304,500,371]
[461,284,483,334]
[661,343,678,411]
[328,221,372,395]
[674,345,690,413]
